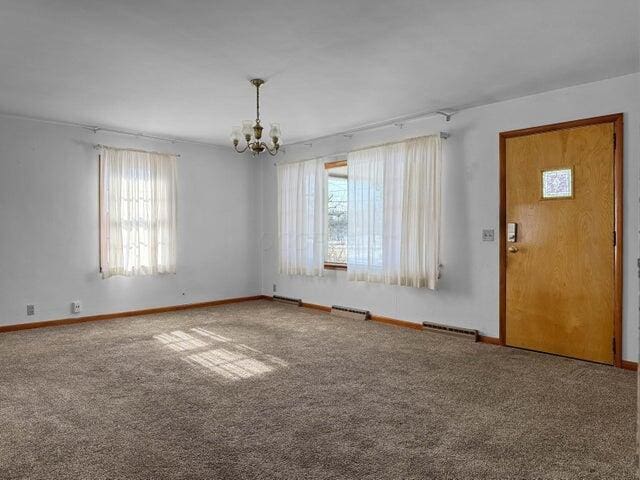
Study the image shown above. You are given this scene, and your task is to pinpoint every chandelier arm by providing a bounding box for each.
[233,142,249,153]
[265,143,279,156]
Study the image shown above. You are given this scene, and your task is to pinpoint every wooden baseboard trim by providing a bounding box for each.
[478,335,501,345]
[266,296,634,369]
[269,295,493,337]
[300,301,331,312]
[370,314,423,330]
[0,295,265,334]
[264,296,329,313]
[621,360,638,371]
[301,300,421,330]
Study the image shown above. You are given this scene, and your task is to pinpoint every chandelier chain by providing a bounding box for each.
[256,82,260,122]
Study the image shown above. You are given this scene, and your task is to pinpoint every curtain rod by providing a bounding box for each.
[286,110,456,147]
[275,131,449,166]
[94,144,181,158]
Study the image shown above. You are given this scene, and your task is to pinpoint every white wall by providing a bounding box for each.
[0,116,261,326]
[1,74,636,362]
[260,73,639,362]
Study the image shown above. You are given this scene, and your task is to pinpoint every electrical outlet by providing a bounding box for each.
[482,229,495,242]
[71,301,81,314]
[26,304,35,316]
[273,284,277,293]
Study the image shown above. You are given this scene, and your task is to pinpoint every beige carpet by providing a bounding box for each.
[0,299,635,479]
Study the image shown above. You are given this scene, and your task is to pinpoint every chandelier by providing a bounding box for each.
[230,79,281,156]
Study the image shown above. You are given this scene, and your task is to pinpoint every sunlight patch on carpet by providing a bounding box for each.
[153,331,208,351]
[153,326,287,381]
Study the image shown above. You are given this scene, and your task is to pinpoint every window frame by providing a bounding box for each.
[324,160,348,270]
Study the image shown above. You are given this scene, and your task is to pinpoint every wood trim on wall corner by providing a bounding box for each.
[0,295,265,334]
[271,295,637,367]
[621,360,638,372]
[478,335,501,345]
[300,301,331,312]
[6,293,631,369]
[271,295,499,339]
[369,314,423,330]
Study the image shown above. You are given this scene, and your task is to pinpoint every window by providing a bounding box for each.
[325,161,348,268]
[541,167,573,199]
[278,134,441,288]
[99,147,177,278]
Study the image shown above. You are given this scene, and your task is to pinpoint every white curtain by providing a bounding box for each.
[277,158,326,276]
[347,135,441,289]
[100,147,177,278]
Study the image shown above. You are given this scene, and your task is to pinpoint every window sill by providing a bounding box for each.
[324,262,347,271]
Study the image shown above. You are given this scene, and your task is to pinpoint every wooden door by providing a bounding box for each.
[502,119,620,365]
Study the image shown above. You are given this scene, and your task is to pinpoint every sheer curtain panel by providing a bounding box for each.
[99,147,178,278]
[277,158,326,276]
[347,135,441,289]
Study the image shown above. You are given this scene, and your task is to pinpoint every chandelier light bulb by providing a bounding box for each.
[269,123,281,140]
[241,120,254,137]
[230,126,242,142]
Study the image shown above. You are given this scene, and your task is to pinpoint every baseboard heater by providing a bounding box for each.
[422,321,479,342]
[272,295,302,306]
[331,305,370,321]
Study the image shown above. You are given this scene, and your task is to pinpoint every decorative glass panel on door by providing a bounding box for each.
[541,167,573,199]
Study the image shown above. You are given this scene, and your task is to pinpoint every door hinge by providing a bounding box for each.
[613,132,616,149]
[613,231,616,246]
[637,258,640,279]
[612,337,616,355]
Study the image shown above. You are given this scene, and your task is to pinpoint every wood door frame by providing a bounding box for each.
[499,113,624,368]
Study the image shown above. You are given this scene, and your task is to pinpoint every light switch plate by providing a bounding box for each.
[482,229,495,242]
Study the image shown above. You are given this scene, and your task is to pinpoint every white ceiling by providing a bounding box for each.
[0,0,638,145]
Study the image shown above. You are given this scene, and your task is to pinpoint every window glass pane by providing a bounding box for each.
[327,174,347,264]
[542,168,573,199]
